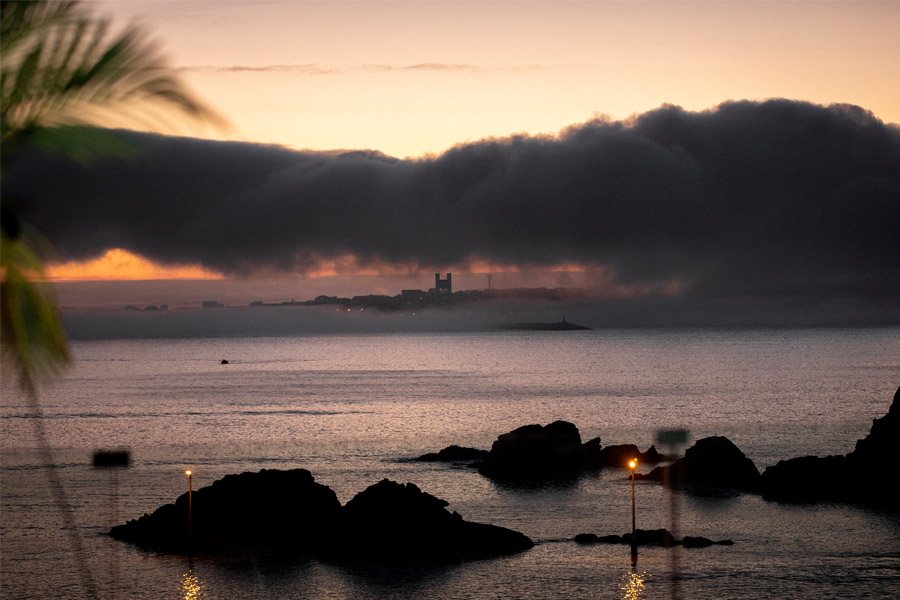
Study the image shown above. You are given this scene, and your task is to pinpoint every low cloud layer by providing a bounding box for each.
[6,99,900,306]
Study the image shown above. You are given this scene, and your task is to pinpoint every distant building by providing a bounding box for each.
[432,272,452,294]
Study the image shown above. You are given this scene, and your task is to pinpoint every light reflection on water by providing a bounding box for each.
[180,569,203,599]
[620,568,648,600]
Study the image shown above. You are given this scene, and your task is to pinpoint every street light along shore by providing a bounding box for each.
[628,458,638,564]
[628,458,637,538]
[185,470,193,543]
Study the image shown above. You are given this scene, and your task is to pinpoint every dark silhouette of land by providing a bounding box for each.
[417,420,664,481]
[497,317,591,331]
[243,285,587,313]
[110,470,533,560]
[418,386,899,510]
[637,436,761,491]
[575,529,733,548]
[759,385,899,508]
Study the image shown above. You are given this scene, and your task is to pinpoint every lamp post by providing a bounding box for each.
[185,470,193,542]
[628,458,638,564]
[628,458,637,537]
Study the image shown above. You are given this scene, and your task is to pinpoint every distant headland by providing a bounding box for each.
[120,272,588,313]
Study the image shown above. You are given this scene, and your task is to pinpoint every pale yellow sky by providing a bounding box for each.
[96,0,900,158]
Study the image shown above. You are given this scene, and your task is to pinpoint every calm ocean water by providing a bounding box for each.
[2,328,899,598]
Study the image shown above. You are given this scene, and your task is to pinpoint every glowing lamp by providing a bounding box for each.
[629,458,637,545]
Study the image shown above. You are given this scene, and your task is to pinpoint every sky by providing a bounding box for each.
[8,1,900,323]
[90,1,900,158]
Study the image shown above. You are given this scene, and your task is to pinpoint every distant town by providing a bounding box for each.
[123,272,587,312]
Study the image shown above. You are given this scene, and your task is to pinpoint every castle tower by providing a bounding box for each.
[434,272,452,294]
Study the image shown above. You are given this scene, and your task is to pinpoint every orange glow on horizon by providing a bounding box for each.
[46,249,222,282]
[44,250,689,301]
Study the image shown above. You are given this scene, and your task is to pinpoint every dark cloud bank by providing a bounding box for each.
[6,99,900,329]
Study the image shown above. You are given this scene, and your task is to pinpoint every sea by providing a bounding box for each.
[2,328,899,599]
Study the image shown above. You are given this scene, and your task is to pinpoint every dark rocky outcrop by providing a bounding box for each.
[328,480,533,560]
[581,442,665,470]
[759,455,851,502]
[848,386,899,465]
[478,420,583,479]
[110,469,341,552]
[111,470,533,561]
[760,386,899,509]
[475,421,663,481]
[681,536,734,548]
[574,528,733,548]
[574,533,600,544]
[415,445,489,462]
[638,436,761,491]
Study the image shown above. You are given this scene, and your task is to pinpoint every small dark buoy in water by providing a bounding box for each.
[221,359,229,364]
[92,449,131,468]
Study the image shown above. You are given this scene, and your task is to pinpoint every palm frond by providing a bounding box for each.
[0,228,70,390]
[1,0,224,159]
[1,0,226,386]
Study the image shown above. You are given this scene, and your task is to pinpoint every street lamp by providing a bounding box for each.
[185,470,193,542]
[628,458,638,564]
[628,459,638,539]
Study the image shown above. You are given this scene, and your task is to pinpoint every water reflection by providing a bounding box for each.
[619,568,647,600]
[180,569,204,599]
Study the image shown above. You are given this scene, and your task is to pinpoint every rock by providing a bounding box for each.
[849,386,899,465]
[478,420,583,480]
[575,529,733,548]
[642,445,664,464]
[415,445,489,462]
[681,536,734,548]
[110,469,341,552]
[111,471,533,561]
[329,479,533,560]
[582,443,666,470]
[627,528,677,547]
[422,425,666,480]
[760,455,851,502]
[760,386,899,509]
[639,436,761,491]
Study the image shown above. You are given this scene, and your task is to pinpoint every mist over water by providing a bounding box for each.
[2,329,899,598]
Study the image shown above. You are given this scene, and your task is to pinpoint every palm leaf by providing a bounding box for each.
[2,0,224,160]
[1,0,226,385]
[0,227,70,390]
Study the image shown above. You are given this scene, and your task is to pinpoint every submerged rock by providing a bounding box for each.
[110,469,340,552]
[761,386,899,509]
[415,445,489,462]
[681,536,734,548]
[111,470,533,561]
[639,436,761,491]
[574,533,600,545]
[574,529,733,548]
